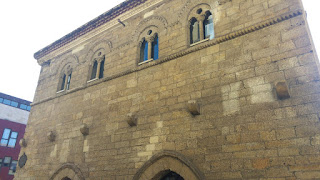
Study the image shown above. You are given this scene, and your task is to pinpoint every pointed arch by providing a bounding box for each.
[133,151,205,180]
[49,163,85,180]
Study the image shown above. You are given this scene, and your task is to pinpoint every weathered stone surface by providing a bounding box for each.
[14,0,320,179]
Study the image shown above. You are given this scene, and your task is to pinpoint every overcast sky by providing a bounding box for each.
[0,0,318,102]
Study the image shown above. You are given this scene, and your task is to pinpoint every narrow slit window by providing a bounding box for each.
[152,35,159,60]
[190,18,200,44]
[140,40,148,62]
[204,12,214,40]
[99,59,105,79]
[60,74,66,91]
[91,60,98,80]
[66,73,72,90]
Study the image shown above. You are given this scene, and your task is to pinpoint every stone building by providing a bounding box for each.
[15,0,320,179]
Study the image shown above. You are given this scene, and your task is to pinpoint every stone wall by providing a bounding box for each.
[15,0,320,179]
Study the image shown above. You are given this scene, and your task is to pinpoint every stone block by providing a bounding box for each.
[47,131,56,142]
[80,124,89,136]
[187,100,200,115]
[127,113,137,127]
[275,81,290,100]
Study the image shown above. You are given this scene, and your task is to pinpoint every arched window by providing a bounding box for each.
[204,11,214,40]
[139,30,159,64]
[58,70,72,92]
[151,35,159,60]
[189,8,214,45]
[140,39,148,62]
[91,60,98,80]
[89,54,105,81]
[190,18,200,44]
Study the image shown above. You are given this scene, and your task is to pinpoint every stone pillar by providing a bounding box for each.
[198,15,206,40]
[146,36,154,60]
[96,58,102,79]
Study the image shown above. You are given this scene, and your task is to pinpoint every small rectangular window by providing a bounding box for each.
[20,104,27,110]
[3,99,11,105]
[27,106,31,111]
[3,157,11,167]
[10,101,18,107]
[8,160,18,175]
[0,97,3,103]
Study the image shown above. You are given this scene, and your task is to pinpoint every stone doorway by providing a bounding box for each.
[160,171,184,180]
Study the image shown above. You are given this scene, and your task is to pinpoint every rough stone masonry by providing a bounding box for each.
[15,0,320,179]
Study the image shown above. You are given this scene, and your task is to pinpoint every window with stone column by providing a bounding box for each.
[57,65,73,92]
[139,30,159,64]
[189,8,214,45]
[89,51,105,81]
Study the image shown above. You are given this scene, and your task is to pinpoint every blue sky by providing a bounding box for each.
[0,0,318,101]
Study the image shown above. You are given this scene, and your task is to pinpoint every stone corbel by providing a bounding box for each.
[19,138,27,147]
[275,81,290,100]
[187,100,200,116]
[127,113,138,127]
[47,131,56,142]
[80,124,89,136]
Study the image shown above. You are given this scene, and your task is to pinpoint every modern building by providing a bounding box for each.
[15,0,320,179]
[0,93,31,180]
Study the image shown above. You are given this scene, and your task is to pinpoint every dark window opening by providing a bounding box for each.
[61,177,72,180]
[151,35,159,60]
[60,74,66,91]
[160,171,184,180]
[140,40,148,62]
[190,18,200,44]
[3,157,11,167]
[91,60,98,80]
[99,59,105,79]
[8,160,17,175]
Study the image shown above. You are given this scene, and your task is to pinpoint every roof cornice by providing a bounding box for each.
[34,0,148,61]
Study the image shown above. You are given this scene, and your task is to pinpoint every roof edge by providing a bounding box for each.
[34,0,148,61]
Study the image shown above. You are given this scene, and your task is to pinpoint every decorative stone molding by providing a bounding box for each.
[18,153,27,168]
[49,163,85,180]
[133,15,168,42]
[19,138,27,147]
[133,150,205,180]
[127,113,138,126]
[187,100,200,115]
[31,9,303,106]
[47,131,56,142]
[80,124,89,136]
[275,81,290,100]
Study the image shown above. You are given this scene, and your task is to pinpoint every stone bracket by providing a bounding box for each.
[47,131,56,142]
[127,113,138,126]
[19,138,27,147]
[80,124,89,136]
[187,100,200,116]
[275,81,290,100]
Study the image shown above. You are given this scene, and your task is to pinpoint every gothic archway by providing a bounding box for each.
[49,163,85,180]
[133,151,205,180]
